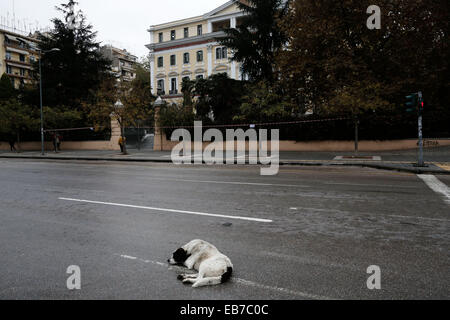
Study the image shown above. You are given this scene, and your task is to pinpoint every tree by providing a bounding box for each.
[0,99,39,150]
[185,73,245,124]
[83,78,154,154]
[0,74,16,101]
[36,0,111,109]
[219,0,290,82]
[235,81,297,123]
[277,0,449,145]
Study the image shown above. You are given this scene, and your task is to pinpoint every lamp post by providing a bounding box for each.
[38,48,60,155]
[114,100,126,154]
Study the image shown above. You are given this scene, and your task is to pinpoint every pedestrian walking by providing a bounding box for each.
[52,132,59,153]
[8,136,17,152]
[118,136,125,153]
[56,134,62,151]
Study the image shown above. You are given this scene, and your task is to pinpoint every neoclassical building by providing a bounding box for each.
[146,0,246,104]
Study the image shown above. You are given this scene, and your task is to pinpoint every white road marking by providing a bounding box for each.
[234,278,335,300]
[59,197,273,223]
[325,182,417,188]
[388,215,450,223]
[418,175,450,205]
[166,179,306,188]
[115,254,335,300]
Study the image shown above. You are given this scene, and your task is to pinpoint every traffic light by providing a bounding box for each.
[405,93,418,113]
[405,92,424,113]
[418,91,424,113]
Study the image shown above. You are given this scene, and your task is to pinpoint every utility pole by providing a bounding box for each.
[417,91,425,167]
[405,91,426,167]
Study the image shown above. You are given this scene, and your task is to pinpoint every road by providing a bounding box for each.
[0,159,449,300]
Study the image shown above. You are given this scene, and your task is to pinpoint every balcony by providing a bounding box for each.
[169,89,178,95]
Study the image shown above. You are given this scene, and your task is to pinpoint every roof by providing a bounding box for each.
[148,0,242,31]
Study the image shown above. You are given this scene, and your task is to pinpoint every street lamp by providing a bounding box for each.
[38,48,61,155]
[114,100,126,154]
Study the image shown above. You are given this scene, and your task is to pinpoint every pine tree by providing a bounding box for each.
[219,0,290,83]
[36,0,111,110]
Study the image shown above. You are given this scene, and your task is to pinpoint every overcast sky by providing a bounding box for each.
[0,0,228,58]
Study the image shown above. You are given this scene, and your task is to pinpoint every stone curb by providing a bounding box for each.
[1,155,449,175]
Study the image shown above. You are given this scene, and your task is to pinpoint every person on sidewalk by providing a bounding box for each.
[56,134,62,152]
[52,132,59,153]
[8,136,17,152]
[118,136,126,153]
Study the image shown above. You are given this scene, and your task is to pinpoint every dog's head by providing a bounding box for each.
[168,247,191,266]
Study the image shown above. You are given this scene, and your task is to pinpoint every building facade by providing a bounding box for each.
[146,0,246,104]
[0,29,39,89]
[100,45,138,82]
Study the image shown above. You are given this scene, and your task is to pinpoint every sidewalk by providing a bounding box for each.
[1,147,449,174]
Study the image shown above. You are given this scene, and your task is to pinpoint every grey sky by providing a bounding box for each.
[0,0,228,58]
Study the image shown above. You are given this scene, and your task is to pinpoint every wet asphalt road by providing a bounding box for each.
[0,159,449,300]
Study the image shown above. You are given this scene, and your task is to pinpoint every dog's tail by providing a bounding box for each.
[221,267,233,284]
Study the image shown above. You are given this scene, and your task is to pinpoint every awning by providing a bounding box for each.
[5,35,20,42]
[5,61,33,70]
[5,46,29,55]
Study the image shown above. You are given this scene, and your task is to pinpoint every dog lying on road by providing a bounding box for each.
[168,239,233,288]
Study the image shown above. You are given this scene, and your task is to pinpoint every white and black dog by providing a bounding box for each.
[168,239,233,288]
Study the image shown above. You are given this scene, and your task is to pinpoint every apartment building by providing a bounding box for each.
[0,28,39,89]
[100,45,138,82]
[146,0,246,104]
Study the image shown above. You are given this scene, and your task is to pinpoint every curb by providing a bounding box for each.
[1,155,449,175]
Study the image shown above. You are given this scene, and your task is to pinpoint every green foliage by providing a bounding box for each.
[35,0,111,109]
[0,99,39,142]
[158,103,195,139]
[0,74,16,101]
[219,0,289,82]
[43,106,82,129]
[83,77,154,132]
[277,0,449,122]
[184,73,245,124]
[236,82,297,123]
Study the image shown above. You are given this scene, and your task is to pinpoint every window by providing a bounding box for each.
[20,54,25,62]
[184,28,189,38]
[5,36,10,44]
[157,57,163,68]
[6,66,12,74]
[170,55,176,66]
[196,50,203,62]
[183,53,190,64]
[196,75,204,80]
[216,47,227,60]
[171,30,176,41]
[157,79,165,94]
[29,56,35,63]
[20,69,26,77]
[170,78,177,94]
[158,32,163,43]
[5,51,11,60]
[10,78,15,87]
[197,25,203,36]
[182,76,190,83]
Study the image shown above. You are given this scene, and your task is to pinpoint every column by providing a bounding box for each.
[207,21,212,33]
[230,16,237,29]
[231,60,237,80]
[207,44,213,76]
[149,52,156,95]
